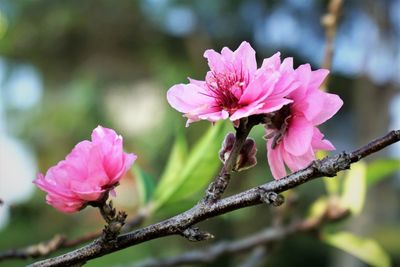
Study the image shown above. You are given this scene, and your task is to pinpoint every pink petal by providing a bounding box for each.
[87,145,110,186]
[302,91,343,125]
[295,64,312,89]
[167,83,214,114]
[204,49,226,74]
[108,153,137,184]
[188,78,207,87]
[229,103,265,121]
[91,126,119,145]
[267,139,287,180]
[260,52,281,72]
[233,41,257,76]
[281,147,315,172]
[69,180,104,201]
[283,116,314,156]
[253,98,293,115]
[312,128,335,151]
[198,110,229,122]
[46,194,83,213]
[239,72,280,105]
[309,69,329,89]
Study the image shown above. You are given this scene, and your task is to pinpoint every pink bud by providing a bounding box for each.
[33,126,137,213]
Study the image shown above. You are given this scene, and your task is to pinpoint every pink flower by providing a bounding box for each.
[34,126,137,213]
[167,42,295,126]
[265,64,343,179]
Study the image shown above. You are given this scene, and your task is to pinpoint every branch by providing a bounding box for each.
[0,210,147,261]
[29,129,399,267]
[321,0,343,89]
[131,228,288,267]
[238,246,267,267]
[131,200,350,267]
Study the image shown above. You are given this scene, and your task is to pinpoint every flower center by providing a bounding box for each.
[265,104,292,149]
[206,71,246,114]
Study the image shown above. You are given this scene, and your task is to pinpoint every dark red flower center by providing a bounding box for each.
[206,71,247,114]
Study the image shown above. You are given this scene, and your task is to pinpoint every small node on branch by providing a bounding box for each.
[99,200,127,242]
[180,227,215,242]
[313,152,351,177]
[259,190,285,207]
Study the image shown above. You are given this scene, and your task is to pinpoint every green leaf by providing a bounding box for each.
[133,166,156,206]
[366,159,400,185]
[167,122,229,203]
[152,131,188,210]
[152,122,229,211]
[307,197,328,221]
[324,176,340,195]
[341,161,366,215]
[318,150,340,195]
[323,231,391,267]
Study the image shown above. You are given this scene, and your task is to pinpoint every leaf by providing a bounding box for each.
[366,159,400,185]
[133,166,156,206]
[152,122,229,211]
[341,161,366,215]
[307,197,328,221]
[323,231,391,267]
[151,131,188,210]
[167,122,229,203]
[318,150,340,195]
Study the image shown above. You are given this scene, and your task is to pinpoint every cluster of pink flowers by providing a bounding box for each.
[167,41,343,179]
[34,126,136,213]
[35,41,342,214]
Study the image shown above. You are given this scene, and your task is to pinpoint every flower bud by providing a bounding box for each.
[219,133,257,172]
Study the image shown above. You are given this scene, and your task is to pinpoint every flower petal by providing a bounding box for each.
[302,91,343,125]
[167,83,214,114]
[233,41,257,76]
[283,117,314,156]
[267,139,287,180]
[281,146,315,172]
[312,128,335,151]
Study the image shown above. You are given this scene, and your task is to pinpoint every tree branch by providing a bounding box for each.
[28,129,399,267]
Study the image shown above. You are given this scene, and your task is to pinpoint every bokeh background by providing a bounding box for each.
[0,0,399,266]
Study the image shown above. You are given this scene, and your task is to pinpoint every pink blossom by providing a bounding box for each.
[167,42,295,126]
[265,64,343,179]
[34,126,136,213]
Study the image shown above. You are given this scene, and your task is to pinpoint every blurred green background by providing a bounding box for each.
[0,0,399,266]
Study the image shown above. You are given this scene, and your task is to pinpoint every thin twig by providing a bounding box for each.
[321,0,343,89]
[204,115,264,204]
[29,129,399,267]
[0,210,147,261]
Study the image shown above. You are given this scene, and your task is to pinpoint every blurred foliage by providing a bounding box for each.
[323,231,391,267]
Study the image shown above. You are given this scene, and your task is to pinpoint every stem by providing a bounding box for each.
[204,115,264,204]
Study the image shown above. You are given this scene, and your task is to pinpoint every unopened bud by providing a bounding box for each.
[219,133,258,172]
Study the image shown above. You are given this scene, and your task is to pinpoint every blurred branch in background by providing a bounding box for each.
[29,129,400,267]
[237,246,268,267]
[321,0,343,89]
[0,208,148,261]
[130,202,349,267]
